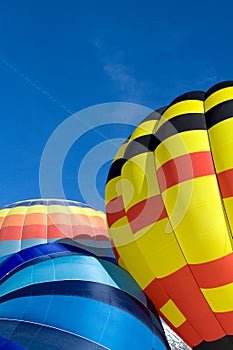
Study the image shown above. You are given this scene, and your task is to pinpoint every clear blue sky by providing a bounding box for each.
[1,0,233,210]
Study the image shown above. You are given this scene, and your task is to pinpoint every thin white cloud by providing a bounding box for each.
[92,36,148,103]
[104,62,145,101]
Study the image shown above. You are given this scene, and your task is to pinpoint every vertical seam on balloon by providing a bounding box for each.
[204,112,233,243]
[85,205,98,255]
[20,201,30,251]
[203,92,233,337]
[66,202,73,240]
[0,207,11,240]
[45,199,48,243]
[154,101,219,345]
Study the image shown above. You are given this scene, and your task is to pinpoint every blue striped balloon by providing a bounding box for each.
[0,243,170,350]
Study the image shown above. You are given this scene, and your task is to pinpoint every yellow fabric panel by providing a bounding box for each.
[160,299,186,327]
[113,141,129,159]
[223,198,233,233]
[155,130,210,167]
[117,257,128,271]
[2,206,28,215]
[116,239,156,289]
[135,219,187,278]
[163,177,232,263]
[105,178,122,203]
[105,142,130,202]
[109,216,134,247]
[129,120,158,140]
[24,205,47,214]
[157,100,204,129]
[120,152,160,211]
[202,282,233,312]
[208,118,233,173]
[0,208,11,218]
[205,86,233,112]
[45,205,99,217]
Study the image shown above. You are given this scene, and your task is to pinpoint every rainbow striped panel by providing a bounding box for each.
[0,243,169,350]
[0,199,114,261]
[105,81,233,349]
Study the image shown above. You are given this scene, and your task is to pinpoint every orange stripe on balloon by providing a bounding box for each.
[157,152,215,192]
[0,214,25,227]
[106,196,126,227]
[127,195,167,234]
[190,252,233,288]
[22,213,46,225]
[217,168,233,198]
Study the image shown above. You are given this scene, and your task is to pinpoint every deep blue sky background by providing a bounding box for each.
[1,0,233,210]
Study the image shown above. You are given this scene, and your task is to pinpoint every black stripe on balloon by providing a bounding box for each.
[124,134,160,159]
[0,319,109,350]
[106,158,127,182]
[155,113,206,145]
[0,280,167,341]
[169,91,205,105]
[194,335,233,350]
[106,112,206,181]
[205,81,233,99]
[142,107,167,122]
[205,100,233,129]
[122,113,206,159]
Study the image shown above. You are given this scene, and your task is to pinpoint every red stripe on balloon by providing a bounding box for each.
[146,265,225,342]
[215,311,233,334]
[217,168,233,198]
[190,252,233,288]
[106,196,126,227]
[157,152,215,192]
[127,195,167,234]
[0,226,26,241]
[145,278,203,348]
[0,224,109,241]
[144,278,170,309]
[173,320,203,348]
[160,266,225,341]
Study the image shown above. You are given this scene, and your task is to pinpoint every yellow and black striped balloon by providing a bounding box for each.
[105,81,233,349]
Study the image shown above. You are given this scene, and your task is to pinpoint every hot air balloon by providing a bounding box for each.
[0,199,114,261]
[105,81,233,349]
[0,199,170,350]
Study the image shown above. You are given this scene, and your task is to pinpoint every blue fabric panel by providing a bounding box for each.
[0,243,117,285]
[0,243,70,282]
[0,320,108,350]
[0,336,27,350]
[0,280,158,335]
[0,244,146,305]
[0,297,168,350]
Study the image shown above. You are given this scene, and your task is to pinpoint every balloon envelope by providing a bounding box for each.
[0,242,170,350]
[105,81,233,349]
[0,199,114,260]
